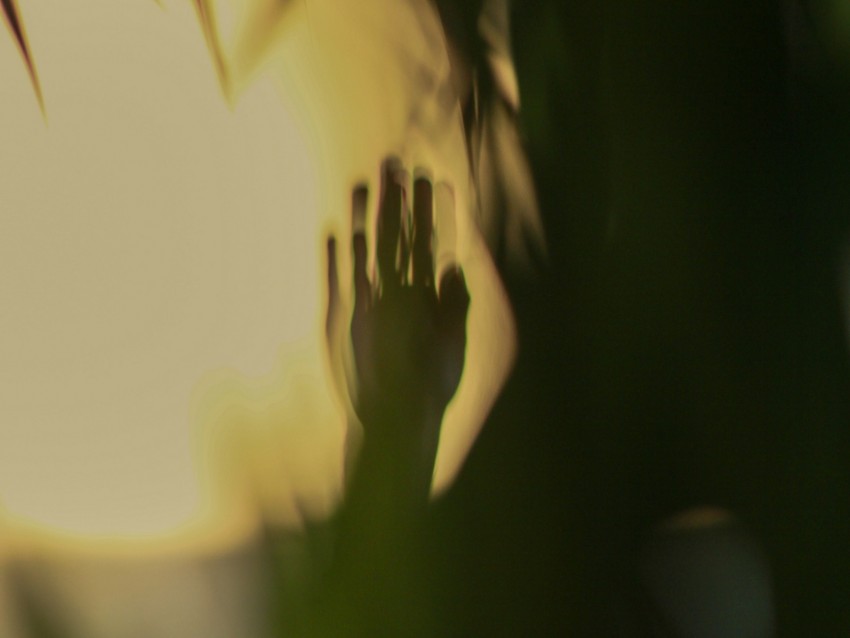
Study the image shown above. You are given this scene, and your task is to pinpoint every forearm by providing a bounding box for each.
[313,161,467,633]
[314,403,444,628]
[341,399,444,531]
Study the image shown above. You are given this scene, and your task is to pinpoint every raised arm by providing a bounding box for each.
[326,158,469,505]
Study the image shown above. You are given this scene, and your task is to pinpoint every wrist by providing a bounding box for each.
[348,398,446,503]
[356,386,446,431]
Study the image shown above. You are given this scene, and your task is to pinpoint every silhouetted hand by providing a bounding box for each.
[326,159,469,465]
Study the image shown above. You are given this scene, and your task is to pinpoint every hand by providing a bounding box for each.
[326,159,470,441]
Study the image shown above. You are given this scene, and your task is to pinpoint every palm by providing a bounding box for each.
[353,269,467,421]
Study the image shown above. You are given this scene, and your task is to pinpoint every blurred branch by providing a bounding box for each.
[1,0,233,111]
[191,0,231,99]
[1,0,44,115]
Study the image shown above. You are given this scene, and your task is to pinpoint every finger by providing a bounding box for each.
[351,185,371,314]
[325,235,352,411]
[325,235,339,340]
[412,171,434,287]
[439,266,470,318]
[437,266,469,403]
[396,178,413,284]
[398,167,412,284]
[377,157,403,289]
[351,183,368,234]
[434,182,457,279]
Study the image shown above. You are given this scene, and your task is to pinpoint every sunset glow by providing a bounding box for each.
[0,0,517,555]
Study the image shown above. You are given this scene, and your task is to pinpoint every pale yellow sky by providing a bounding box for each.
[0,0,517,555]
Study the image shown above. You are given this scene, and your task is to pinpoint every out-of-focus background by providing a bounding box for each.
[3,0,850,636]
[435,1,850,635]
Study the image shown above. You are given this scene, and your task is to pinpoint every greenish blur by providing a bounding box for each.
[14,1,850,636]
[364,1,850,636]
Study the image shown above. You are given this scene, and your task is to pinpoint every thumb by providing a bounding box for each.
[439,266,470,323]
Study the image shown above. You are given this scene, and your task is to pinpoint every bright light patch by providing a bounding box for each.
[0,0,518,555]
[0,0,324,550]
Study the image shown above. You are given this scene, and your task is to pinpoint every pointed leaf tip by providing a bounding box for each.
[1,0,45,116]
[192,0,230,98]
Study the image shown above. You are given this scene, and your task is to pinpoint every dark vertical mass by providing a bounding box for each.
[431,1,850,635]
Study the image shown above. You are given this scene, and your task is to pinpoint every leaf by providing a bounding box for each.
[1,0,44,114]
[192,0,231,99]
